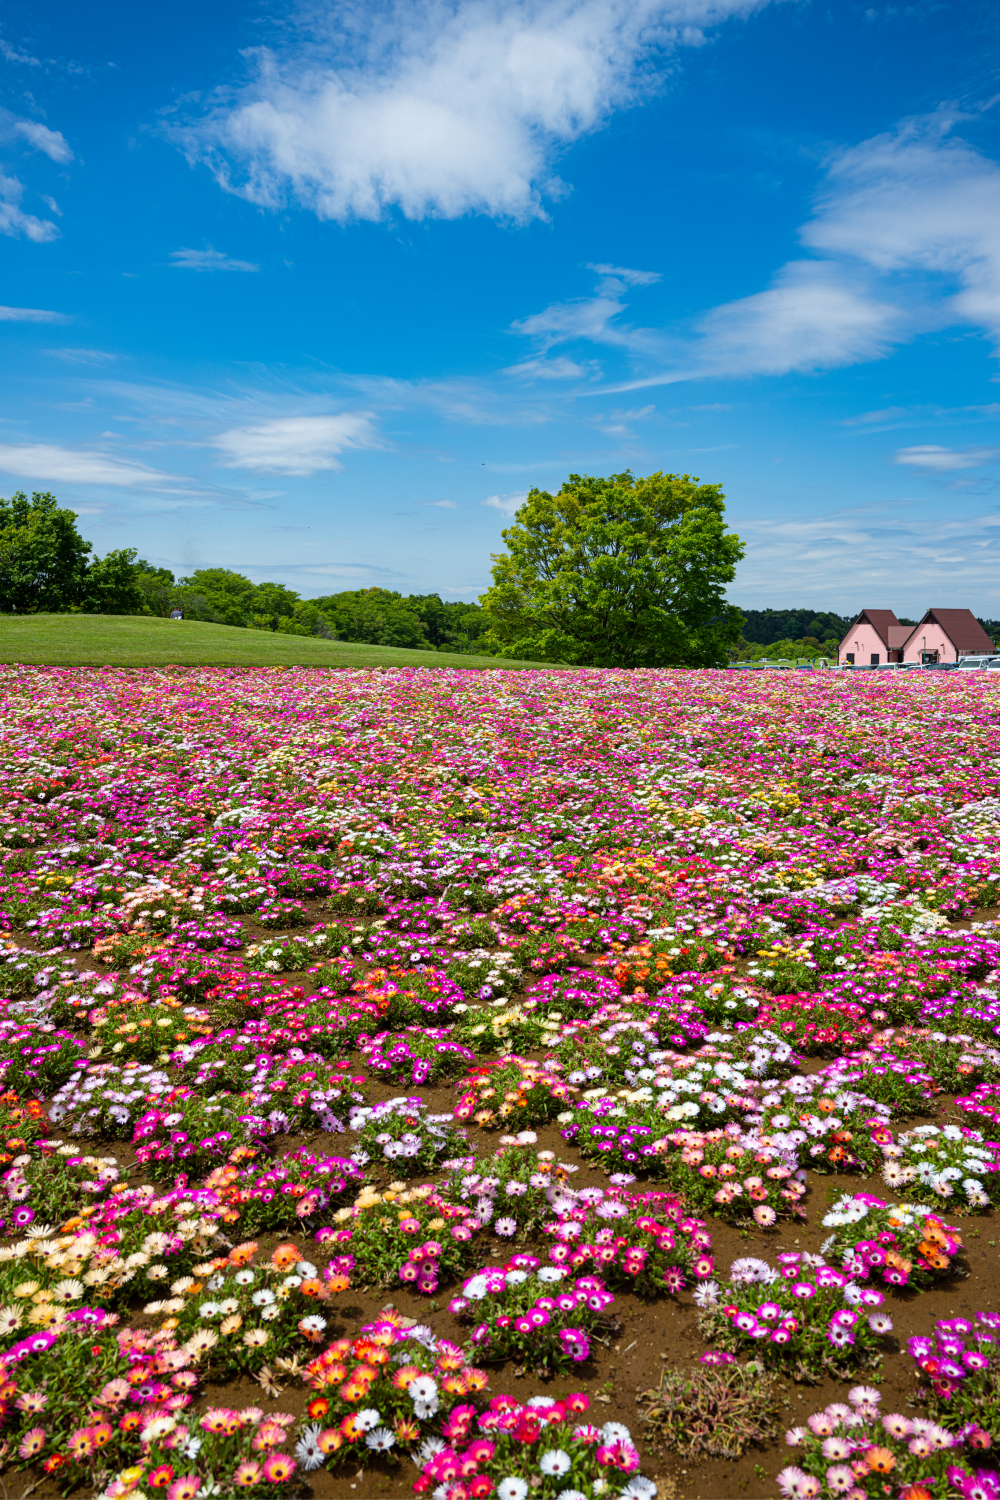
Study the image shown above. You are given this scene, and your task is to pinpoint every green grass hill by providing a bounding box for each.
[0,614,546,669]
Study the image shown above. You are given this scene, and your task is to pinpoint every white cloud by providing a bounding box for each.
[731,503,1000,609]
[173,0,768,225]
[0,304,65,321]
[0,444,182,487]
[512,262,661,352]
[894,444,1000,472]
[422,498,460,508]
[169,247,260,272]
[503,355,598,379]
[10,119,72,163]
[43,348,115,364]
[0,170,59,242]
[211,412,379,473]
[559,112,1000,392]
[0,38,42,66]
[690,261,901,377]
[483,491,528,515]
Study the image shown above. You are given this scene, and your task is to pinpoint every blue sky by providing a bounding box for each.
[3,0,1000,615]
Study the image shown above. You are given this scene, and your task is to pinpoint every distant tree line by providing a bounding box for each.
[0,491,492,653]
[16,481,992,667]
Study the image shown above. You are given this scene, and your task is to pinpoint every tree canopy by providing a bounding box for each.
[479,471,745,667]
[0,492,144,615]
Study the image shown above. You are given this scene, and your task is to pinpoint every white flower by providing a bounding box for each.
[622,1481,658,1500]
[409,1375,439,1404]
[355,1408,381,1432]
[539,1450,572,1477]
[497,1480,529,1500]
[366,1427,396,1452]
[601,1422,632,1444]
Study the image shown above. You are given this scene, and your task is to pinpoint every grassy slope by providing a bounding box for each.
[0,614,544,669]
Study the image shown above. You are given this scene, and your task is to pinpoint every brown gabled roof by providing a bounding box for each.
[839,609,901,650]
[886,626,911,649]
[903,609,996,653]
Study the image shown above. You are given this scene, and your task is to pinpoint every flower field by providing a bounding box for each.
[1,663,999,1500]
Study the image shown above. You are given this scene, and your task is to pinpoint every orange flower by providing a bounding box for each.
[462,1368,489,1392]
[392,1365,422,1390]
[228,1241,259,1267]
[271,1243,300,1271]
[306,1398,330,1421]
[900,1486,933,1500]
[325,1273,350,1294]
[864,1448,896,1475]
[340,1414,366,1441]
[318,1429,344,1455]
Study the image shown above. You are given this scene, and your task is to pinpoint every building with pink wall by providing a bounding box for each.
[838,610,911,665]
[901,609,996,664]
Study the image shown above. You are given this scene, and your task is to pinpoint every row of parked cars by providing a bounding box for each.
[730,656,1000,671]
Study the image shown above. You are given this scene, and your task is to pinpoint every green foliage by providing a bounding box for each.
[479,470,745,667]
[0,491,93,612]
[737,607,851,646]
[83,546,147,615]
[310,586,431,648]
[736,634,841,662]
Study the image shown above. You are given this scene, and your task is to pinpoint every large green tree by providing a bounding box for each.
[0,491,93,612]
[480,471,745,667]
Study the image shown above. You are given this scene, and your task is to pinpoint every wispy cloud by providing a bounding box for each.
[512,263,662,353]
[0,108,72,163]
[731,503,1000,609]
[211,412,380,474]
[534,111,1000,393]
[169,247,260,272]
[894,444,1000,472]
[503,355,599,380]
[422,499,460,508]
[0,304,65,322]
[0,37,42,67]
[171,0,769,226]
[43,348,115,364]
[483,491,527,515]
[0,443,184,488]
[0,170,60,242]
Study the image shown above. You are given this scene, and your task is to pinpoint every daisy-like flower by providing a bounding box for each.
[355,1409,382,1432]
[864,1447,896,1474]
[496,1481,529,1500]
[539,1449,572,1477]
[365,1427,396,1452]
[166,1477,201,1500]
[262,1453,296,1483]
[868,1312,893,1334]
[295,1426,324,1472]
[494,1218,517,1236]
[243,1329,269,1347]
[824,1464,855,1494]
[232,1462,263,1488]
[821,1437,853,1461]
[848,1386,880,1406]
[882,1414,912,1439]
[18,1427,46,1459]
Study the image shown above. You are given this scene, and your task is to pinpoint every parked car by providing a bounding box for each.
[957,655,1000,669]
